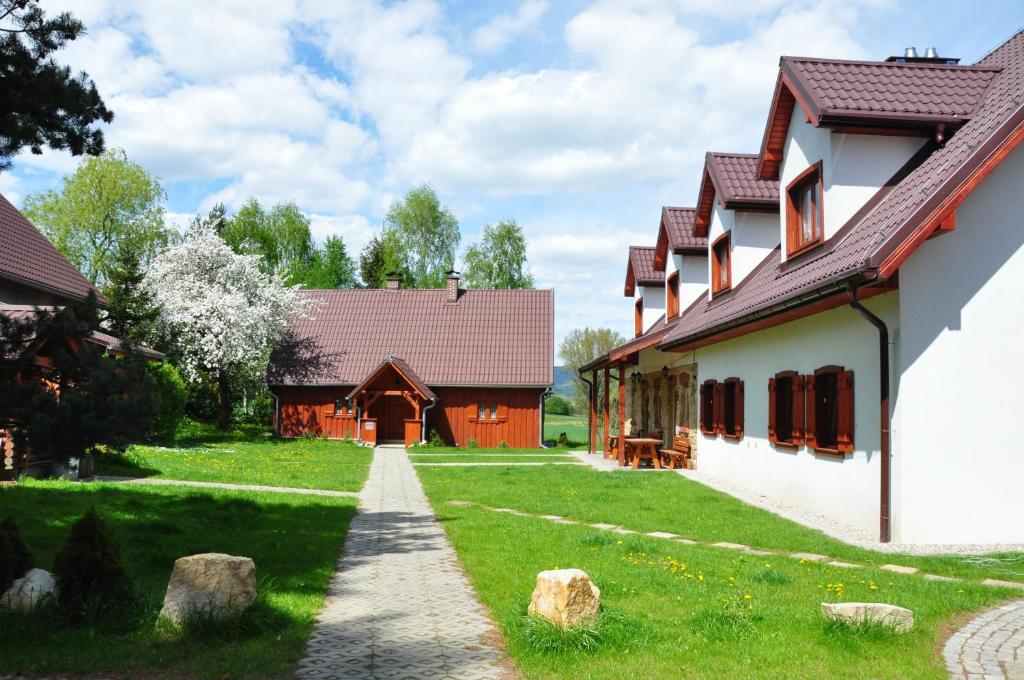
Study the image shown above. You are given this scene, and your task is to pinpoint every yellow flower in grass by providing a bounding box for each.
[743,593,752,600]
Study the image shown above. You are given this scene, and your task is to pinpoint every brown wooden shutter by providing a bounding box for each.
[793,374,806,445]
[767,377,777,443]
[804,374,817,449]
[837,370,854,452]
[734,380,744,439]
[700,381,713,435]
[713,381,724,434]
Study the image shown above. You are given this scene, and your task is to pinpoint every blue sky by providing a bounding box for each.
[3,0,1023,351]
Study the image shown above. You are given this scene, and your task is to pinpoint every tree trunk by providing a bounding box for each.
[217,371,233,431]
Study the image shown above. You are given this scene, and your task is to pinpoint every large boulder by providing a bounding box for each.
[528,568,600,628]
[821,602,914,632]
[1,568,57,613]
[159,553,256,625]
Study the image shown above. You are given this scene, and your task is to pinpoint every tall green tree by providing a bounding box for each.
[383,184,460,288]
[302,235,357,289]
[219,198,316,285]
[558,327,627,414]
[22,149,168,286]
[102,243,160,347]
[0,1,113,171]
[462,220,535,289]
[359,229,410,288]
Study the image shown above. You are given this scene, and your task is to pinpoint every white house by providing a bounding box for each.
[583,34,1024,546]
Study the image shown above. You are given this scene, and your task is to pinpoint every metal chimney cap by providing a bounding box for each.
[923,46,939,58]
[904,46,919,58]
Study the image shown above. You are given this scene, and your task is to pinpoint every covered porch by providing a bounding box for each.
[348,355,436,447]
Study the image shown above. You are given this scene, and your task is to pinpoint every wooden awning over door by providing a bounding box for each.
[347,355,436,420]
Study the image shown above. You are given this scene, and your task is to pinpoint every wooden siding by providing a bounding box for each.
[275,386,357,439]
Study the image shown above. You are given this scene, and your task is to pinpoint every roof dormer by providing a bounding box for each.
[624,245,665,336]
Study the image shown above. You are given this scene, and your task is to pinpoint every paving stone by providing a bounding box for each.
[983,579,1024,590]
[674,538,699,545]
[590,523,618,530]
[944,598,1024,679]
[923,573,960,582]
[296,447,509,679]
[826,560,861,569]
[646,531,678,539]
[790,552,829,562]
[612,527,638,535]
[712,542,750,551]
[447,500,473,507]
[880,564,919,575]
[747,549,775,556]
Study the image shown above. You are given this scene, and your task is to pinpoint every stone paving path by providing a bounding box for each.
[95,475,359,497]
[296,447,509,680]
[944,600,1024,679]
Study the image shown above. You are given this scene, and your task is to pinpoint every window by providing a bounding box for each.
[768,371,804,447]
[805,366,854,453]
[722,378,744,440]
[334,399,346,416]
[711,232,731,295]
[786,161,824,256]
[699,380,717,435]
[667,271,680,318]
[634,298,644,337]
[478,402,500,420]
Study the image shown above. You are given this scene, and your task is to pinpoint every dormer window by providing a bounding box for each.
[667,271,680,318]
[711,232,731,295]
[786,161,824,256]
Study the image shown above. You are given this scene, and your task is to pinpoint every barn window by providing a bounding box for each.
[699,380,717,435]
[722,377,744,440]
[805,366,854,453]
[711,232,731,295]
[334,399,346,415]
[478,402,500,420]
[768,371,804,447]
[786,161,824,257]
[667,271,680,318]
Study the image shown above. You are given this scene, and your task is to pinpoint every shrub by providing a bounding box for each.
[0,517,33,593]
[544,395,573,415]
[147,362,187,441]
[498,440,509,448]
[465,437,479,448]
[185,377,220,421]
[52,508,136,626]
[557,432,571,447]
[428,428,445,447]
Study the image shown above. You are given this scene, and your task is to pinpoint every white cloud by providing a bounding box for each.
[472,1,549,53]
[0,173,23,206]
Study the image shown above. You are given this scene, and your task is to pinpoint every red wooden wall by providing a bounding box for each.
[274,385,545,448]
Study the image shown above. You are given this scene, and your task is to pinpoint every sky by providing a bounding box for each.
[3,0,1024,353]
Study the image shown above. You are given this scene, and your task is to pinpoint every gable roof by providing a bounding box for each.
[758,57,1001,179]
[661,29,1024,352]
[267,288,554,387]
[0,193,105,305]
[624,246,663,297]
[347,355,437,401]
[653,207,706,269]
[0,303,164,361]
[695,153,780,236]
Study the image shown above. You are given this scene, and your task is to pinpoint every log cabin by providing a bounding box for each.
[267,273,554,448]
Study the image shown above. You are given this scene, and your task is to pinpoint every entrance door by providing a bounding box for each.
[377,395,413,442]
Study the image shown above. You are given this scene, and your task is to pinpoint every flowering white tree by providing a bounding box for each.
[144,226,310,429]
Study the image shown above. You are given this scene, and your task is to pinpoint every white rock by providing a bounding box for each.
[528,569,600,628]
[1,569,57,613]
[159,553,256,625]
[821,602,914,632]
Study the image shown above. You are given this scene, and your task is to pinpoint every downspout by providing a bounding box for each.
[579,371,595,453]
[846,279,892,543]
[538,387,553,448]
[421,397,438,444]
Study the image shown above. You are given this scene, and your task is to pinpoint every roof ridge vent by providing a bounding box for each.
[885,46,960,65]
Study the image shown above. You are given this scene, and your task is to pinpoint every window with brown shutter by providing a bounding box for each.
[805,365,853,454]
[667,271,680,318]
[722,377,743,440]
[713,381,725,434]
[700,380,716,435]
[769,371,804,447]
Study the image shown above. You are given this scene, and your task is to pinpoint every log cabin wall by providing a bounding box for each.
[428,387,544,448]
[275,386,358,439]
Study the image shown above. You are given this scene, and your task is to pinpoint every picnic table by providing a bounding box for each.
[621,437,663,469]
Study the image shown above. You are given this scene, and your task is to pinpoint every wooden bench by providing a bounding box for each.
[660,434,694,470]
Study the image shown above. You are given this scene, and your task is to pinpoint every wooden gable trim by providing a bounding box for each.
[624,255,637,297]
[653,219,670,271]
[694,168,716,237]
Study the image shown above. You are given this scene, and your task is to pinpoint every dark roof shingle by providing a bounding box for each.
[624,246,663,296]
[661,207,706,251]
[268,288,554,387]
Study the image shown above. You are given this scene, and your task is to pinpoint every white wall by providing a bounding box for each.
[894,143,1024,545]
[679,253,708,310]
[707,203,778,296]
[638,284,665,331]
[693,293,898,537]
[780,108,927,259]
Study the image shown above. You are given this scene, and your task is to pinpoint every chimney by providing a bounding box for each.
[445,270,460,303]
[385,273,402,291]
[885,46,959,65]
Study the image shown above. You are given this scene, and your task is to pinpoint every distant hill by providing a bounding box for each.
[553,365,575,397]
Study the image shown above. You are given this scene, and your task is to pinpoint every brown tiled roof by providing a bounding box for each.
[0,304,163,360]
[624,246,663,297]
[0,193,104,304]
[346,355,437,401]
[267,288,554,387]
[654,207,706,270]
[784,57,1000,124]
[695,153,780,236]
[662,29,1024,351]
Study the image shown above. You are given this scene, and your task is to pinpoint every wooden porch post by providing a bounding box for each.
[603,367,610,454]
[589,370,598,454]
[618,363,626,462]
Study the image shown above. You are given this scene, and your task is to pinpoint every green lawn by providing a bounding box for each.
[408,447,577,464]
[417,465,1024,679]
[544,414,588,445]
[0,478,356,678]
[95,421,373,492]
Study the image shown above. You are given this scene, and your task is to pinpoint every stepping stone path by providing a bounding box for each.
[791,552,829,562]
[945,600,1024,679]
[826,561,860,569]
[297,447,508,679]
[713,542,751,552]
[880,563,919,575]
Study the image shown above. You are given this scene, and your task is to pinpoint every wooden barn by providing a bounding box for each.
[267,273,554,448]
